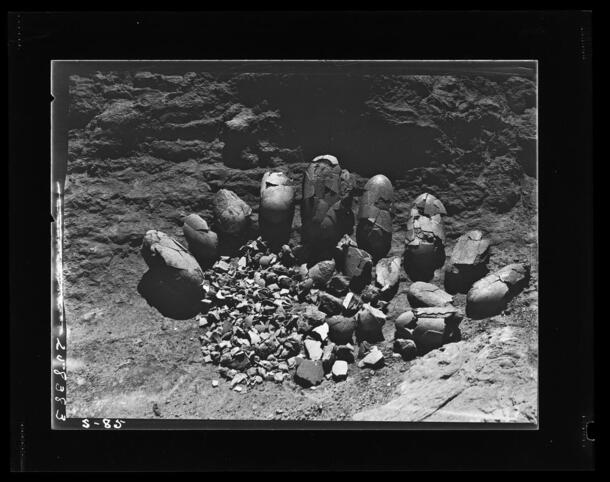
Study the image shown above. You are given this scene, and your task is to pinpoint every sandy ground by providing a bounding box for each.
[65,239,537,422]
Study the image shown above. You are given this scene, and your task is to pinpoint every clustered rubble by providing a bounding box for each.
[194,235,400,390]
[139,153,531,392]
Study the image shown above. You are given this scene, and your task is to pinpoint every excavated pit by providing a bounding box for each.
[61,65,538,422]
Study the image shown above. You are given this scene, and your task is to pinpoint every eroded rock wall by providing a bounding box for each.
[63,69,536,303]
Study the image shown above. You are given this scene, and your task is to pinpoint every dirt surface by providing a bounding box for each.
[63,65,538,422]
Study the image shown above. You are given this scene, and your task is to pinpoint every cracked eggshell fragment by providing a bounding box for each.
[412,307,463,352]
[466,263,530,319]
[394,310,416,340]
[448,230,489,265]
[412,318,451,354]
[404,194,446,281]
[301,155,354,255]
[413,305,462,321]
[497,263,530,286]
[260,172,295,224]
[412,193,447,217]
[259,171,295,246]
[444,230,491,294]
[183,214,219,267]
[407,282,453,307]
[139,230,205,318]
[408,212,446,242]
[213,189,252,236]
[334,236,373,289]
[411,306,461,354]
[356,174,394,260]
[343,247,373,280]
[141,230,203,277]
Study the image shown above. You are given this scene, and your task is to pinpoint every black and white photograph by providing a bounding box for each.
[53,60,539,424]
[9,11,594,472]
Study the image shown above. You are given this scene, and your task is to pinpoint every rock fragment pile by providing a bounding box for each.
[137,155,533,393]
[193,236,392,390]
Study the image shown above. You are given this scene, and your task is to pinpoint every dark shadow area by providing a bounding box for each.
[137,269,201,320]
[355,330,385,345]
[348,267,373,294]
[416,325,462,357]
[444,265,490,294]
[230,73,445,179]
[356,222,392,264]
[216,232,251,258]
[259,218,294,251]
[404,248,446,283]
[379,282,400,303]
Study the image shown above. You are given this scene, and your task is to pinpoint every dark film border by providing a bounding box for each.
[49,58,539,432]
[9,10,594,471]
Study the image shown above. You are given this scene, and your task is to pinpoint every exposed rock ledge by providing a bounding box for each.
[353,325,537,423]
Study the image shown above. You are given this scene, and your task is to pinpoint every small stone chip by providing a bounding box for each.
[304,339,323,361]
[294,359,325,387]
[230,373,248,387]
[321,342,337,372]
[331,360,348,381]
[312,322,329,342]
[214,260,231,272]
[375,257,401,291]
[358,347,385,369]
